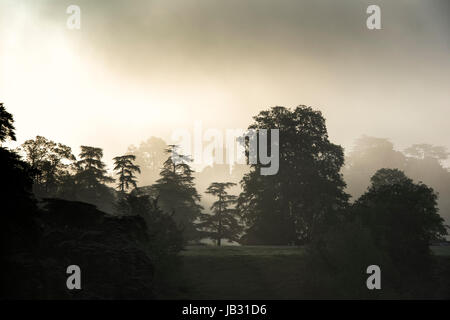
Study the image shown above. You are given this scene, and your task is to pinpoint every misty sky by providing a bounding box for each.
[1,0,449,169]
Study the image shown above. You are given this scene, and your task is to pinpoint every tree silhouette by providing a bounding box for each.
[76,146,114,188]
[0,104,34,208]
[0,104,35,209]
[113,154,141,192]
[0,102,16,144]
[239,106,349,245]
[153,145,202,241]
[353,169,447,276]
[20,136,75,195]
[369,168,411,189]
[1,104,40,298]
[198,182,242,246]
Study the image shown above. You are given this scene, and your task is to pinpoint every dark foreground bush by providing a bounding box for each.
[115,194,184,298]
[3,199,155,299]
[299,221,387,299]
[300,221,450,299]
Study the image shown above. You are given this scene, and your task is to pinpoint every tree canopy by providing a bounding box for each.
[353,169,447,273]
[20,136,75,195]
[239,106,349,245]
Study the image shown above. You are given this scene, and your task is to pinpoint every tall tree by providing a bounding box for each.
[198,182,242,246]
[113,154,141,192]
[0,102,16,144]
[342,135,408,200]
[153,145,202,241]
[239,106,349,245]
[75,146,114,188]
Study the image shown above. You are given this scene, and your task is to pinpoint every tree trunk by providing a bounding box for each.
[121,167,124,192]
[218,194,222,246]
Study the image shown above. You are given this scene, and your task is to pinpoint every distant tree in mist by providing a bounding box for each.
[198,182,242,246]
[343,135,450,225]
[239,106,349,245]
[113,154,141,192]
[153,145,203,241]
[0,102,16,144]
[127,137,167,186]
[405,144,450,227]
[342,136,407,199]
[404,144,449,161]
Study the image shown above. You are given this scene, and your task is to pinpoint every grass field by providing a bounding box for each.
[161,245,307,299]
[431,245,450,256]
[158,245,450,299]
[181,245,306,257]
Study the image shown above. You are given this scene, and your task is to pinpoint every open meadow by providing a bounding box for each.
[157,245,450,299]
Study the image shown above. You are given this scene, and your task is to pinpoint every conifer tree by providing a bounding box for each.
[113,154,141,192]
[76,146,114,188]
[199,182,242,246]
[153,145,202,241]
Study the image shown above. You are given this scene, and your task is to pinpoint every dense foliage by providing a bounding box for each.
[239,106,349,245]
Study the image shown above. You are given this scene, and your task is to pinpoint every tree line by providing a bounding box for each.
[8,104,450,249]
[1,101,449,298]
[14,132,242,244]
